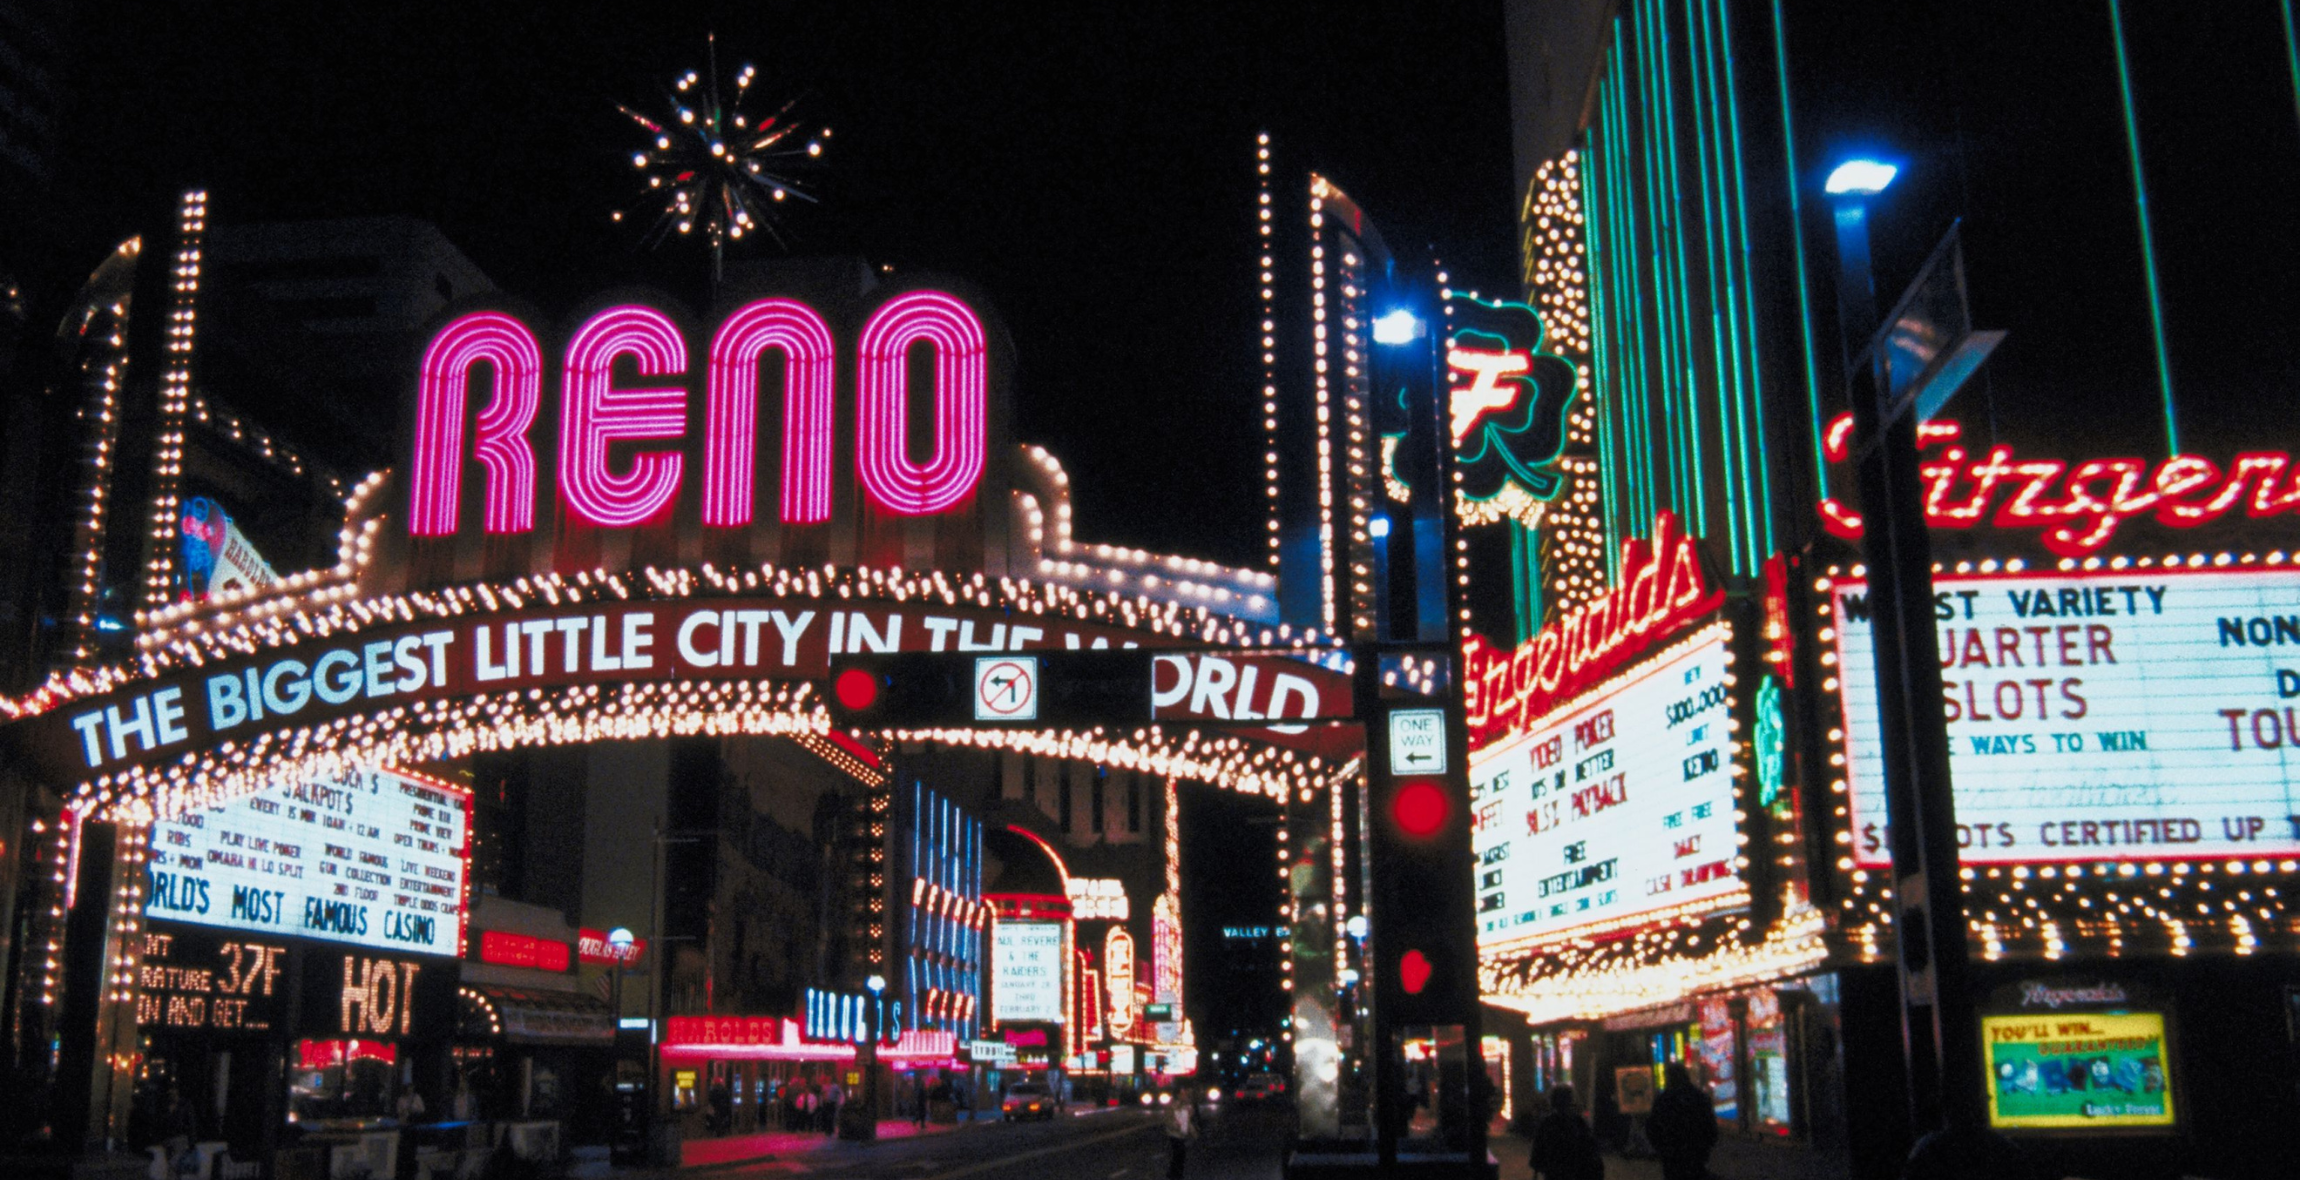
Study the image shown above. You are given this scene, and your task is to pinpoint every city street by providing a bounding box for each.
[597,1108,1294,1180]
[5,6,2300,1180]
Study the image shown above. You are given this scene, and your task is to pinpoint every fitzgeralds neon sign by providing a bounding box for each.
[1443,292,1575,505]
[1819,413,2300,557]
[1464,512,1721,747]
[410,289,988,536]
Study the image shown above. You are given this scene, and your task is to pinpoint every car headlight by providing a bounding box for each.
[1158,1093,1172,1105]
[1207,1089,1221,1102]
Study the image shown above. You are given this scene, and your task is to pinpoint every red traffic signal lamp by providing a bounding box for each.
[1398,948,1434,995]
[833,667,881,712]
[1388,778,1449,839]
[1366,715,1476,1025]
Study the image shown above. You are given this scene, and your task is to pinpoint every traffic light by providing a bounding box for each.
[1366,746,1478,1023]
[824,651,1152,729]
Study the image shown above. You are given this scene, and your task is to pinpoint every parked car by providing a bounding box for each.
[1001,1082,1056,1121]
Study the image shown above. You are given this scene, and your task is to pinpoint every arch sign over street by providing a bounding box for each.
[1,277,1350,816]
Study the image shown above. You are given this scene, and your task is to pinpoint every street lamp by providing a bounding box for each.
[851,974,886,1141]
[1370,308,1423,345]
[1823,158,1897,197]
[1824,159,2012,1171]
[1826,160,1894,373]
[606,926,635,1024]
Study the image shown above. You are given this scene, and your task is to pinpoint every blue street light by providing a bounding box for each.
[1371,309,1423,345]
[1824,159,1898,196]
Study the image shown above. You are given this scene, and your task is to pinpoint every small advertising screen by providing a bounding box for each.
[992,921,1064,1024]
[1833,569,2300,865]
[145,764,468,957]
[137,921,291,1037]
[1469,624,1740,949]
[1984,1009,2175,1130]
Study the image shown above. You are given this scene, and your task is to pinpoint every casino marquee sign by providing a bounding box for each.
[2,275,1333,812]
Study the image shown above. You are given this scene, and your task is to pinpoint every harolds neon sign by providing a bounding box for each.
[1819,413,2300,557]
[410,290,987,536]
[1464,512,1721,747]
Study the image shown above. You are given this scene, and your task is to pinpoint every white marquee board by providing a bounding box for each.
[1469,625,1741,948]
[1832,568,2300,865]
[144,764,468,956]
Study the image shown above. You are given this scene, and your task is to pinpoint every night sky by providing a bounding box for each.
[32,1,1519,572]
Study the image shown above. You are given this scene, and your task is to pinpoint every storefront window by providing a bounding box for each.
[1746,991,1792,1135]
[290,1040,400,1125]
[1695,998,1741,1125]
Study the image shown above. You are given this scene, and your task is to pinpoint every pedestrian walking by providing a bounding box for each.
[1530,1085,1604,1180]
[821,1078,844,1135]
[1165,1086,1198,1179]
[1645,1064,1719,1180]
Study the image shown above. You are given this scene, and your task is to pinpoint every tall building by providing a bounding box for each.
[1486,3,2300,1177]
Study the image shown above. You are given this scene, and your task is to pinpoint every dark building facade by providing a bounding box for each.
[1486,4,2300,1178]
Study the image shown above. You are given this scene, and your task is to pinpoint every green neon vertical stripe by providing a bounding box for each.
[1689,0,1754,573]
[1661,0,1713,547]
[1632,0,1678,529]
[1612,29,1656,531]
[2108,0,2180,455]
[1600,54,1637,537]
[1682,0,1730,553]
[1592,60,1621,549]
[1595,52,1631,541]
[1719,0,1776,562]
[1646,0,1705,541]
[2284,1,2300,145]
[1769,0,1827,517]
[1510,522,1541,644]
[1583,142,1624,557]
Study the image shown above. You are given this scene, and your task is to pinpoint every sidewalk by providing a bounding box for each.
[568,1111,1006,1176]
[1491,1130,1851,1180]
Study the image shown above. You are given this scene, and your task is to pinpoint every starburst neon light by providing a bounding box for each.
[616,38,827,262]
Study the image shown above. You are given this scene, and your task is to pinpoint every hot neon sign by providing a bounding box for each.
[1819,413,2300,557]
[410,290,989,535]
[1464,511,1721,748]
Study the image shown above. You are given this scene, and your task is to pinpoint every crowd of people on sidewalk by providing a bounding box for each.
[705,1075,847,1137]
[1528,1063,1718,1180]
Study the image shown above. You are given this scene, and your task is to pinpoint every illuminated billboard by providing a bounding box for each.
[145,764,468,957]
[992,921,1064,1024]
[1984,1009,2175,1130]
[1832,568,2300,865]
[1470,623,1741,950]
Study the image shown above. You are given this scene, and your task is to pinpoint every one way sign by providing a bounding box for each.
[1387,708,1447,775]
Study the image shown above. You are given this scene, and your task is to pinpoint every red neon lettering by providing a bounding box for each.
[1818,413,2300,556]
[410,312,543,535]
[702,299,836,526]
[1463,511,1722,747]
[855,291,987,515]
[559,305,688,528]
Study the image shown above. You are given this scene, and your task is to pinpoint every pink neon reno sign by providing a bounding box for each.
[409,290,990,536]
